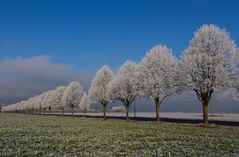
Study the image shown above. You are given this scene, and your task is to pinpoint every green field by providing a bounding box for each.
[0,113,239,157]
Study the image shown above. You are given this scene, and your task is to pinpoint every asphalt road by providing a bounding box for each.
[38,112,239,127]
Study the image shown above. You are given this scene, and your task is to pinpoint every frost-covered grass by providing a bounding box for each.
[0,113,239,157]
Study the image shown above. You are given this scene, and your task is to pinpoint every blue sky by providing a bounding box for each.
[1,0,239,111]
[1,0,239,72]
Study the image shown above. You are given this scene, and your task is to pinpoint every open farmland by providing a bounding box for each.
[0,113,239,156]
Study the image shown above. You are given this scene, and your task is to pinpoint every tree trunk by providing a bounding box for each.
[154,98,160,122]
[199,93,210,125]
[49,107,51,115]
[125,104,129,121]
[84,108,86,118]
[61,107,64,117]
[103,104,107,120]
[195,90,213,125]
[202,102,209,125]
[71,107,74,116]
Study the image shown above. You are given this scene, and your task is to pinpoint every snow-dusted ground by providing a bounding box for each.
[58,112,239,122]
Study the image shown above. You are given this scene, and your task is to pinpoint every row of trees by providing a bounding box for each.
[2,24,239,124]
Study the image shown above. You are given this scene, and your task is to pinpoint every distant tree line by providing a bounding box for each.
[2,24,239,125]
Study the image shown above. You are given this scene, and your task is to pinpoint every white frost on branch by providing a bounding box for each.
[137,45,177,121]
[50,86,66,109]
[178,24,238,97]
[107,60,139,120]
[61,81,84,109]
[178,24,238,124]
[138,45,177,102]
[79,93,91,111]
[89,65,114,105]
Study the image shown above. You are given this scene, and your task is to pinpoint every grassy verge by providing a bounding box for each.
[0,113,239,156]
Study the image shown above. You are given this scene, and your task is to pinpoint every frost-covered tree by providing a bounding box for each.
[34,94,45,114]
[89,65,114,120]
[32,95,39,113]
[40,91,50,114]
[50,86,66,116]
[19,100,26,113]
[79,93,90,118]
[62,81,84,116]
[38,92,48,114]
[25,96,37,114]
[32,95,40,113]
[107,61,139,121]
[27,97,35,114]
[138,45,177,122]
[178,24,238,124]
[42,90,54,114]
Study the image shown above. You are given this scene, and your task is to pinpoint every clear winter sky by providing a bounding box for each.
[0,0,239,112]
